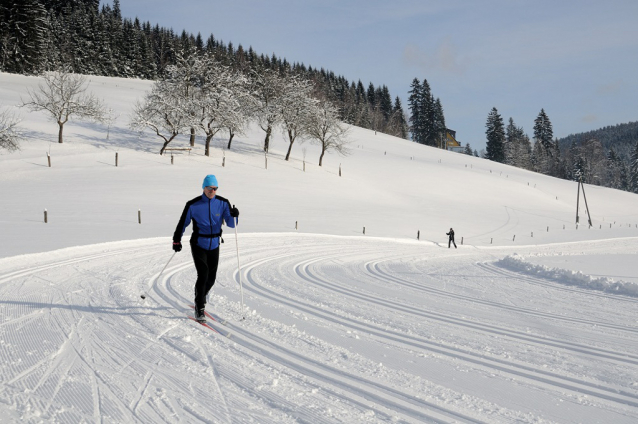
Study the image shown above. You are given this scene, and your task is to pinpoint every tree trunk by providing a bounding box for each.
[285,141,294,161]
[205,134,213,156]
[227,129,235,149]
[319,146,326,166]
[190,127,196,147]
[58,122,64,143]
[285,129,296,161]
[159,133,177,155]
[263,125,271,153]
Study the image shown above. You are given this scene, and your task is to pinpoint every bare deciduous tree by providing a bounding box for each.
[252,70,285,153]
[278,76,316,161]
[306,99,350,166]
[22,70,107,144]
[130,79,189,155]
[188,58,252,156]
[0,107,23,151]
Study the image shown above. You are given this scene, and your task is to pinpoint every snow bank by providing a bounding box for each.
[496,254,638,297]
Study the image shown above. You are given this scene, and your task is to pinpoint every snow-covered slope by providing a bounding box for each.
[1,72,638,423]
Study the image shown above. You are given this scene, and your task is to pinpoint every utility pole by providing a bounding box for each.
[576,175,593,227]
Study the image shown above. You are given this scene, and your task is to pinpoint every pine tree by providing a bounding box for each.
[379,85,392,121]
[431,98,446,147]
[485,107,505,163]
[532,109,557,174]
[3,0,48,74]
[464,143,473,156]
[420,80,434,146]
[391,96,408,139]
[407,78,422,143]
[366,82,376,107]
[534,108,554,154]
[407,77,436,145]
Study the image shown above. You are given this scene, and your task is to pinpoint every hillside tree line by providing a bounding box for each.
[0,0,409,140]
[484,107,638,194]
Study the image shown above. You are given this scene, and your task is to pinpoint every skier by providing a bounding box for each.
[446,228,457,249]
[173,175,239,322]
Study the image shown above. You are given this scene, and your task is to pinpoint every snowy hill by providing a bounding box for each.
[1,72,638,423]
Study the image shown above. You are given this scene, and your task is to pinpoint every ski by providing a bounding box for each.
[189,305,217,322]
[187,305,232,338]
[188,316,219,333]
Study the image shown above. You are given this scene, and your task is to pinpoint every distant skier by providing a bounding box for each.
[446,228,457,249]
[173,175,239,322]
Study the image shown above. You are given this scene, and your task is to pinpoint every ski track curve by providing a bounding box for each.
[0,235,637,423]
[232,248,638,410]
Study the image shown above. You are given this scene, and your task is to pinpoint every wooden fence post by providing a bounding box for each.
[363,226,366,235]
[44,209,48,223]
[417,230,420,240]
[115,152,119,167]
[138,209,141,224]
[47,152,51,167]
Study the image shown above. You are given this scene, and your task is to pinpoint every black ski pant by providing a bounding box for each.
[191,244,220,310]
[448,238,457,248]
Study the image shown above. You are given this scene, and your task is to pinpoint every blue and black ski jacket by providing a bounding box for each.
[173,194,235,251]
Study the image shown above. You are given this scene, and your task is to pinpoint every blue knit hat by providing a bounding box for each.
[202,174,218,189]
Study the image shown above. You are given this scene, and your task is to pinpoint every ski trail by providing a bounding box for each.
[1,235,637,422]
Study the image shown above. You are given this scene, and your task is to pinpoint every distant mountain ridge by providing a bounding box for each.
[557,121,638,160]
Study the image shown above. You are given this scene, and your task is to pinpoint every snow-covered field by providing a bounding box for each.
[1,72,638,423]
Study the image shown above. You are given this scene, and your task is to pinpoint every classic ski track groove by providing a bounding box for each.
[158,248,483,424]
[149,246,394,423]
[308,256,638,365]
[234,248,638,409]
[368,255,638,335]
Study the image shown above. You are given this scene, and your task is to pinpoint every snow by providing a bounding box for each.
[1,72,638,423]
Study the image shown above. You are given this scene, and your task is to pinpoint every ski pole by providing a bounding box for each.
[233,205,245,320]
[141,251,176,299]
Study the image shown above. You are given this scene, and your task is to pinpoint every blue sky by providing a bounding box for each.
[111,0,638,151]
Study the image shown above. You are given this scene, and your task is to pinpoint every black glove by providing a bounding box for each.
[172,242,182,252]
[230,206,239,218]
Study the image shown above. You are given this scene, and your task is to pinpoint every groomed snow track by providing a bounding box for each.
[1,234,637,423]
